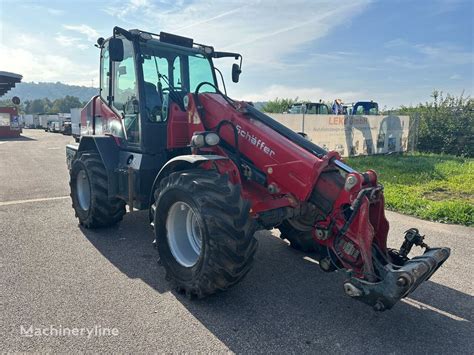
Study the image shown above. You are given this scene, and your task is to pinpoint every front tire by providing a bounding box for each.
[153,169,257,298]
[70,152,126,228]
[278,220,316,252]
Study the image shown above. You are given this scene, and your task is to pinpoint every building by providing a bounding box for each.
[0,71,23,138]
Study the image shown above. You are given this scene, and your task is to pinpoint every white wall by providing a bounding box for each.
[267,113,410,157]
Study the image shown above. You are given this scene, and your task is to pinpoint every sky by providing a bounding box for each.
[0,0,472,108]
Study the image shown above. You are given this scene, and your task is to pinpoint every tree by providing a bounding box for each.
[397,91,473,156]
[21,96,83,114]
[50,95,83,113]
[23,98,52,114]
[262,97,299,113]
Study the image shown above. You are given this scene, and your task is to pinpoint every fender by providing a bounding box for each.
[77,135,120,172]
[74,135,121,198]
[148,154,228,221]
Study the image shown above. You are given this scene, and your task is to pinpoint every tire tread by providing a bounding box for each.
[153,169,257,298]
[70,152,126,228]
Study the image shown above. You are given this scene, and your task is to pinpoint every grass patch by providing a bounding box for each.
[346,153,473,226]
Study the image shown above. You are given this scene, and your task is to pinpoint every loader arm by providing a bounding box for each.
[183,92,450,311]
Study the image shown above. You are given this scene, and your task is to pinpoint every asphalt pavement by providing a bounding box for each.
[1,129,473,353]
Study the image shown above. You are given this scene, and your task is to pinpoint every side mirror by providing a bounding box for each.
[232,63,241,83]
[109,38,124,62]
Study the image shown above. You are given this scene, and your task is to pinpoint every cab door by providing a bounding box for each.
[109,36,141,147]
[91,40,126,139]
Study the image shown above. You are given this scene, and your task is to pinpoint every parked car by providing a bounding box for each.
[62,121,72,135]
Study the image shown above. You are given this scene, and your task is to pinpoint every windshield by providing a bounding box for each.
[354,102,379,115]
[140,43,217,121]
[288,104,303,114]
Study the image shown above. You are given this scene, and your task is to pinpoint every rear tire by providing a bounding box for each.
[70,152,126,228]
[152,169,257,298]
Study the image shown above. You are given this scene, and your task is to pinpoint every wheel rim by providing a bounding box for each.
[76,169,91,211]
[166,201,203,267]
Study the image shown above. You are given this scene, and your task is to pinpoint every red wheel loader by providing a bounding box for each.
[66,27,450,311]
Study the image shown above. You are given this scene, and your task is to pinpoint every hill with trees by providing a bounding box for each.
[0,95,86,114]
[3,82,97,102]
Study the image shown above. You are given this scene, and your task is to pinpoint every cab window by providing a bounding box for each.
[173,57,182,89]
[142,55,169,122]
[189,54,215,93]
[100,44,110,102]
[112,38,140,144]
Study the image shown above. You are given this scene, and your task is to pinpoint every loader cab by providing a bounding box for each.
[80,26,243,210]
[99,27,226,155]
[352,101,379,115]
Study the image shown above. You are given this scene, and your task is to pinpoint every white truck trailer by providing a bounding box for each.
[70,108,81,142]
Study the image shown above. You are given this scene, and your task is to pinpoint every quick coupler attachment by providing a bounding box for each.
[342,230,451,311]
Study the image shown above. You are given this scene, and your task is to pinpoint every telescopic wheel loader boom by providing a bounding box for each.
[66,27,450,311]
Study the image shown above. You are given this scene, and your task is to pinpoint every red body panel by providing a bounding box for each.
[167,103,201,148]
[81,96,124,139]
